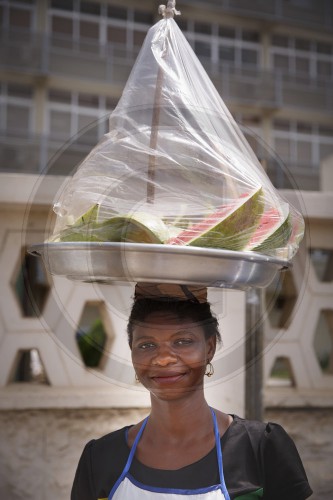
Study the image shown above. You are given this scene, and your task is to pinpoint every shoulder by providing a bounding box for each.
[230,414,292,445]
[227,414,268,447]
[71,426,131,500]
[90,425,129,451]
[87,425,131,473]
[229,415,309,464]
[228,416,313,499]
[79,426,129,461]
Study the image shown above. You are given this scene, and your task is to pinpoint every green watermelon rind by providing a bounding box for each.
[187,187,264,251]
[250,210,292,252]
[97,215,168,244]
[59,211,169,244]
[72,204,100,227]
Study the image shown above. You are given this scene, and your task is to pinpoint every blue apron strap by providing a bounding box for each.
[108,416,149,499]
[210,407,231,500]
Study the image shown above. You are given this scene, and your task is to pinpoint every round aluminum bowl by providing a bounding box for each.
[28,242,290,290]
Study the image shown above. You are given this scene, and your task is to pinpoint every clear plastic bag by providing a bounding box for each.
[50,10,304,260]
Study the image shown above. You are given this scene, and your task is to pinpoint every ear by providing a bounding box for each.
[206,335,216,361]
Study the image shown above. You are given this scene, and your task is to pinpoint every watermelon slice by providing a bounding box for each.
[72,204,100,226]
[167,187,264,251]
[245,205,292,252]
[59,210,169,244]
[59,228,102,242]
[58,204,100,241]
[98,213,169,243]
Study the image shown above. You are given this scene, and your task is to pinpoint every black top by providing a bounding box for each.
[71,415,312,500]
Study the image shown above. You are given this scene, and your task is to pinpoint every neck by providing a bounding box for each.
[148,392,212,438]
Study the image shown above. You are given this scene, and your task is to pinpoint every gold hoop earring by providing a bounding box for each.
[205,361,214,377]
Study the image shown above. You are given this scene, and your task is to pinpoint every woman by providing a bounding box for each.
[71,284,312,500]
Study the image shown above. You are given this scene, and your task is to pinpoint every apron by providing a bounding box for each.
[108,408,230,500]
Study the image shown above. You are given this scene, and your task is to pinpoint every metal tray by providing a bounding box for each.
[28,242,290,290]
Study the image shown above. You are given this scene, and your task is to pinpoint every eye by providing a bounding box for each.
[174,338,194,346]
[138,342,156,350]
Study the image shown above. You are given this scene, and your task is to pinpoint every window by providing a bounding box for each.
[295,56,310,74]
[133,9,153,25]
[272,34,289,47]
[275,137,291,158]
[107,5,127,20]
[295,38,311,51]
[77,112,99,143]
[107,26,126,44]
[176,18,187,32]
[219,25,235,39]
[242,29,259,43]
[317,60,332,79]
[49,109,71,139]
[50,1,102,44]
[78,93,99,108]
[49,89,71,103]
[79,19,99,40]
[297,122,312,133]
[319,143,333,162]
[9,7,31,28]
[6,105,30,133]
[317,42,332,55]
[133,30,146,47]
[297,140,312,162]
[80,1,100,16]
[219,45,235,63]
[194,41,211,59]
[0,83,33,135]
[273,119,333,171]
[47,2,153,52]
[271,33,333,80]
[194,21,211,35]
[273,53,289,70]
[0,0,35,31]
[7,83,33,98]
[241,48,258,66]
[47,89,112,143]
[237,114,262,159]
[51,0,73,11]
[51,15,73,36]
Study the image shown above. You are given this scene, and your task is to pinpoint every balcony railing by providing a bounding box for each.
[181,0,333,32]
[0,131,93,177]
[0,130,321,190]
[1,28,332,116]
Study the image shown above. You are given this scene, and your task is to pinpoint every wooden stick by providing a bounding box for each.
[147,65,164,203]
[146,2,181,204]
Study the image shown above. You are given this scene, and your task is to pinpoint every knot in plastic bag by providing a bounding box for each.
[158,1,181,18]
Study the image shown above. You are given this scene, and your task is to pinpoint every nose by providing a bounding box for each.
[151,343,178,366]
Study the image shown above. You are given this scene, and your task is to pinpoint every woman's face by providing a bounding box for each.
[131,311,216,401]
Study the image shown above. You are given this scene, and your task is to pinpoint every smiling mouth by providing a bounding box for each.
[151,373,187,384]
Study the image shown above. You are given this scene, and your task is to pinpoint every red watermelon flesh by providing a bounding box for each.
[167,187,263,251]
[168,205,231,245]
[245,207,292,252]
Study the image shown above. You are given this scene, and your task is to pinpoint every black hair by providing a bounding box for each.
[127,298,221,348]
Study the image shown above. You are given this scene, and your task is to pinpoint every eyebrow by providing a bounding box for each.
[133,335,156,342]
[133,330,197,342]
